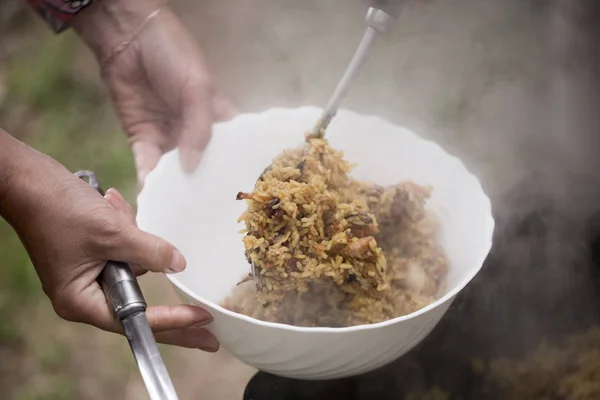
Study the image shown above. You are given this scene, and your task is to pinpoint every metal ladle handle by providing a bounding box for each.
[75,170,180,400]
[74,171,147,318]
[99,260,147,320]
[311,3,401,136]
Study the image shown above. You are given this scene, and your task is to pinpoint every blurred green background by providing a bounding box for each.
[0,5,149,399]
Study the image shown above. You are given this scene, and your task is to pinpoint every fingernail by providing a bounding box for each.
[105,188,126,212]
[191,316,213,327]
[199,336,220,353]
[167,248,186,273]
[180,148,203,174]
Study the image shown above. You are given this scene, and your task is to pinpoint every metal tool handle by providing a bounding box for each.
[366,0,402,20]
[73,172,147,319]
[75,170,179,400]
[365,6,397,34]
[101,264,181,400]
[100,261,147,320]
[100,261,179,400]
[311,4,401,136]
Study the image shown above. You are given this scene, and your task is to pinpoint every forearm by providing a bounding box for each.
[0,130,68,230]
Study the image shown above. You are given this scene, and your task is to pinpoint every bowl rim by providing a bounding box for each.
[145,106,495,333]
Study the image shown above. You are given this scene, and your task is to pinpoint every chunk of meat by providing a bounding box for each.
[346,212,378,238]
[366,184,385,198]
[265,198,284,218]
[343,237,377,260]
[390,184,429,222]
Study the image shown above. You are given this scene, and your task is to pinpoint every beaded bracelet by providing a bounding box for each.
[26,0,95,33]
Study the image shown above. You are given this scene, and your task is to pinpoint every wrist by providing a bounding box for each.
[72,0,167,62]
[0,131,68,229]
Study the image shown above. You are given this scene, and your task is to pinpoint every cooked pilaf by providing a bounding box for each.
[224,135,449,327]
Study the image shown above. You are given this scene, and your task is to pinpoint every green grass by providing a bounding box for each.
[0,29,134,299]
[0,21,136,399]
[8,33,81,111]
[14,375,77,400]
[3,27,136,189]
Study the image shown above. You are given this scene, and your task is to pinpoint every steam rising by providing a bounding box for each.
[183,0,600,396]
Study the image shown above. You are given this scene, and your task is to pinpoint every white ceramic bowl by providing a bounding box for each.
[137,107,494,380]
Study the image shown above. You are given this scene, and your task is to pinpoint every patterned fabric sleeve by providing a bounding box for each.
[25,0,94,33]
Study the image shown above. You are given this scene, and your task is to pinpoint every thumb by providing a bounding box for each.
[109,225,187,274]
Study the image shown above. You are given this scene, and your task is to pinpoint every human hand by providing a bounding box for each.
[0,130,219,351]
[73,0,237,188]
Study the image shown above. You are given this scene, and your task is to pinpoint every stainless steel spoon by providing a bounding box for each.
[245,2,403,290]
[310,1,401,138]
